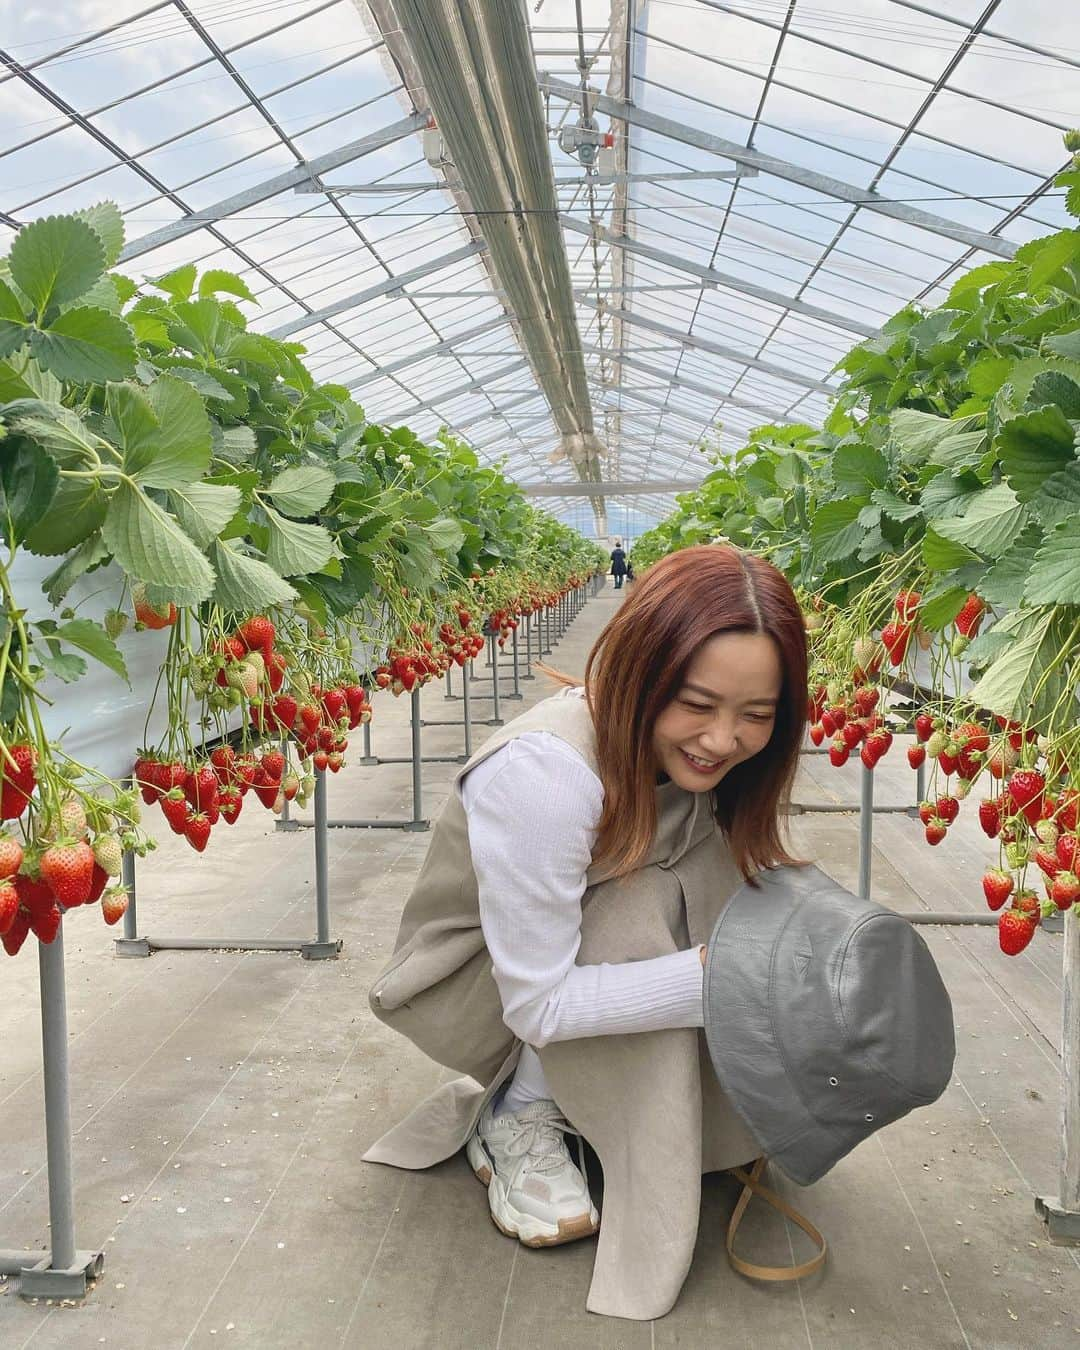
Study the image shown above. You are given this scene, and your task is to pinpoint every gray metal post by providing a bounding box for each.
[525,612,533,677]
[1037,906,1080,1240]
[445,670,453,696]
[40,932,75,1272]
[313,773,331,941]
[121,847,137,941]
[462,661,473,758]
[916,755,926,807]
[489,635,503,725]
[858,763,874,900]
[511,624,521,696]
[409,687,426,826]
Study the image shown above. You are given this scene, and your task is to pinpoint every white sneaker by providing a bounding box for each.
[465,1096,600,1247]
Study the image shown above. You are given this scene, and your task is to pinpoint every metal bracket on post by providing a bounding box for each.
[315,687,431,831]
[1036,906,1080,1244]
[113,786,343,954]
[1,924,106,1300]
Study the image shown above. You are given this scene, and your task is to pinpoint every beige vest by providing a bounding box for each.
[362,687,760,1321]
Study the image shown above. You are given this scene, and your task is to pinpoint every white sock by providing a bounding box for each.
[499,1045,553,1114]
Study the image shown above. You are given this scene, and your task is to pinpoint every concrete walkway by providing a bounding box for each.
[1,581,1078,1348]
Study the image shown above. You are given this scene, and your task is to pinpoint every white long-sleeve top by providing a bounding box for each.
[459,730,706,1049]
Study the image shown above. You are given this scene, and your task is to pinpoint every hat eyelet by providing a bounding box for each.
[865,1113,875,1122]
[828,1076,839,1087]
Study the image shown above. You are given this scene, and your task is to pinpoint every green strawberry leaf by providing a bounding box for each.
[0,278,30,358]
[8,215,106,315]
[263,506,334,576]
[29,306,137,382]
[210,539,297,612]
[101,479,214,605]
[0,441,58,547]
[169,481,242,548]
[51,617,128,683]
[263,464,336,516]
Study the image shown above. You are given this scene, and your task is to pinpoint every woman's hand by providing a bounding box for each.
[699,945,706,968]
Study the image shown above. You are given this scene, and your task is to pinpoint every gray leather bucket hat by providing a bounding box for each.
[703,864,955,1187]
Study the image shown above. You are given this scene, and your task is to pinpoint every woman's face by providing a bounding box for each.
[651,632,782,792]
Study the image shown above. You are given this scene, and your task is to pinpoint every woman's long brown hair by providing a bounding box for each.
[561,545,807,881]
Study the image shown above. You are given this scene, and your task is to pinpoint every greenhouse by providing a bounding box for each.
[2,0,1080,1343]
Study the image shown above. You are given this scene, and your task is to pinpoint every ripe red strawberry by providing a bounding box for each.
[999,908,1037,956]
[281,772,300,801]
[101,888,129,926]
[239,615,275,662]
[29,900,61,943]
[219,787,243,824]
[977,798,1002,838]
[821,710,836,736]
[1057,792,1080,833]
[184,813,212,853]
[133,583,177,630]
[854,687,879,717]
[982,869,1013,911]
[1008,768,1045,827]
[938,750,959,777]
[0,834,23,880]
[321,688,347,725]
[260,750,285,782]
[954,593,986,639]
[1050,871,1080,910]
[160,789,191,834]
[936,795,960,825]
[842,721,863,750]
[914,712,935,744]
[867,728,892,759]
[327,751,344,773]
[298,703,321,735]
[312,750,329,772]
[233,755,257,794]
[0,881,18,935]
[252,770,279,809]
[954,721,990,753]
[1034,846,1061,879]
[1056,834,1079,870]
[828,739,849,767]
[210,745,237,785]
[859,743,878,771]
[907,745,926,769]
[184,764,219,814]
[918,800,934,825]
[271,694,298,732]
[266,652,287,694]
[134,755,161,804]
[881,621,911,667]
[1,744,37,820]
[86,862,110,906]
[924,819,947,846]
[809,723,825,747]
[39,841,94,907]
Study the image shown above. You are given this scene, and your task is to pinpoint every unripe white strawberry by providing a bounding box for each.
[954,778,972,800]
[926,730,948,758]
[92,834,124,877]
[1036,819,1060,847]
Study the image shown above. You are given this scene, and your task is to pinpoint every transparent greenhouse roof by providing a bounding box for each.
[0,0,1075,536]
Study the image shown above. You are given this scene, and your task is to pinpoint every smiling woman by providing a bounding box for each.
[364,543,812,1318]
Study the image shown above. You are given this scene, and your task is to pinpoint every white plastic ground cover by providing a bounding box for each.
[9,554,239,783]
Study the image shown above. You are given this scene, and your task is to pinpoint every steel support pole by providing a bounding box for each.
[121,846,138,943]
[489,636,503,725]
[916,756,927,807]
[4,925,106,1298]
[519,615,534,680]
[301,768,341,958]
[1036,905,1080,1242]
[410,687,425,824]
[858,763,874,900]
[511,625,522,696]
[462,662,473,758]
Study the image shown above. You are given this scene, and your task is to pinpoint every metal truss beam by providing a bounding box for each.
[541,76,1018,259]
[378,360,530,425]
[345,315,513,390]
[585,347,797,425]
[563,217,876,338]
[451,391,545,432]
[580,301,836,395]
[520,480,704,496]
[119,112,428,261]
[267,242,485,339]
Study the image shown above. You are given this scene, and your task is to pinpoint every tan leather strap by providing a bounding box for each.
[724,1156,827,1282]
